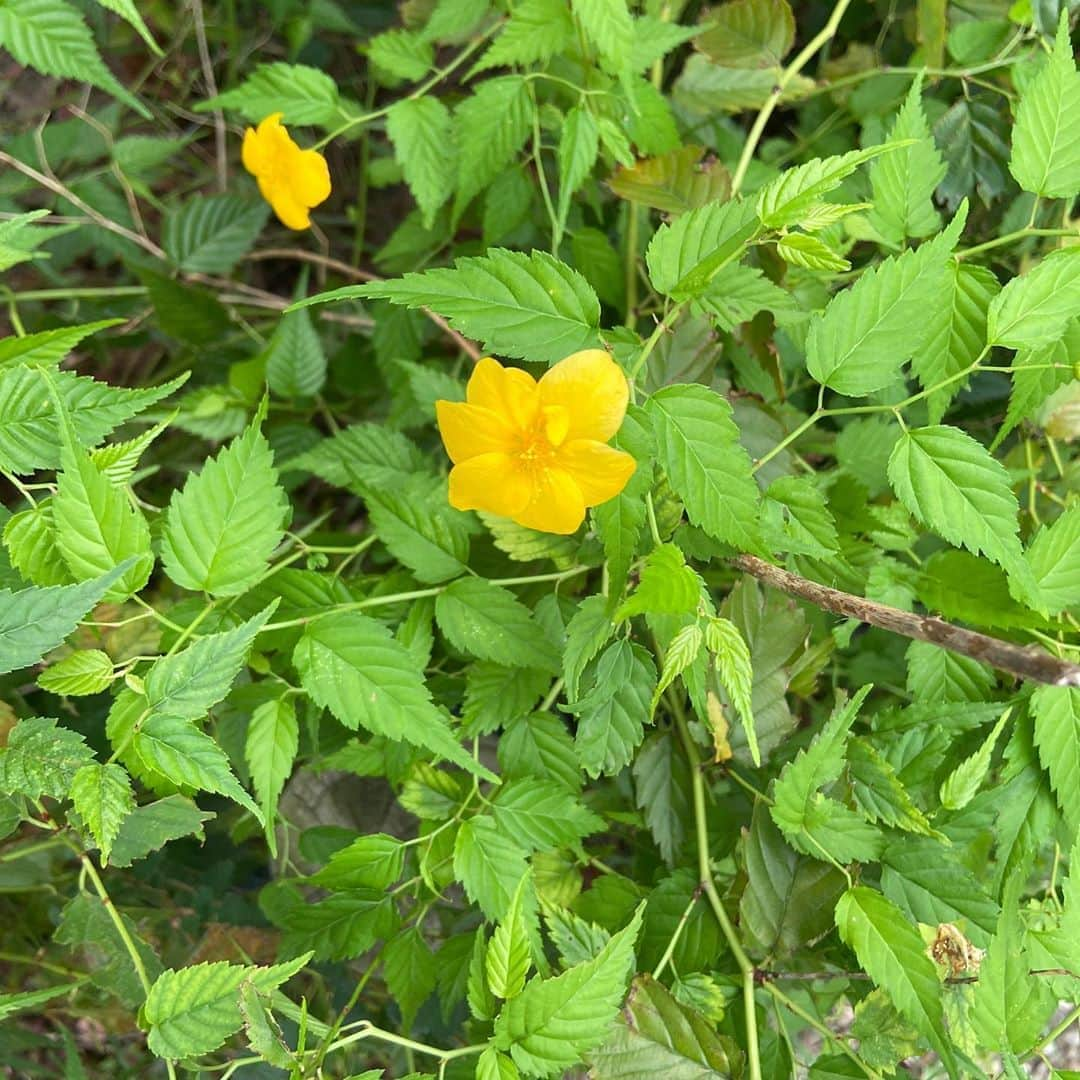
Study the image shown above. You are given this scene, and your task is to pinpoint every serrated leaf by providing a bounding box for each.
[1027,506,1080,614]
[558,104,599,229]
[887,425,1032,598]
[650,623,704,717]
[144,954,310,1059]
[263,306,327,400]
[435,578,560,672]
[311,833,404,890]
[847,738,936,836]
[645,384,761,553]
[161,414,289,597]
[279,892,397,961]
[463,663,550,737]
[997,318,1078,448]
[572,0,633,71]
[455,816,530,921]
[294,611,494,780]
[245,697,297,852]
[487,876,532,1000]
[835,887,958,1076]
[70,762,134,861]
[807,229,955,395]
[499,712,582,792]
[382,928,437,1029]
[109,795,213,867]
[368,28,432,82]
[905,639,995,703]
[706,616,758,765]
[633,730,692,865]
[494,904,643,1075]
[340,249,600,364]
[616,543,700,621]
[4,499,71,587]
[563,595,614,702]
[134,716,263,823]
[492,778,603,852]
[164,195,269,274]
[0,319,123,370]
[608,145,730,215]
[0,716,94,800]
[1032,686,1080,836]
[0,0,149,117]
[697,0,793,66]
[0,564,129,675]
[0,984,81,1023]
[38,648,113,696]
[935,95,1011,210]
[198,62,345,127]
[988,248,1080,349]
[474,0,572,71]
[913,261,1000,423]
[238,982,293,1069]
[868,79,947,245]
[91,0,161,53]
[776,232,850,272]
[761,475,839,557]
[1009,10,1080,198]
[386,96,456,229]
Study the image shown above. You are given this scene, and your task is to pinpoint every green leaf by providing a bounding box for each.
[453,77,534,218]
[761,475,839,558]
[436,578,560,672]
[279,892,397,961]
[939,709,1010,811]
[1032,686,1080,836]
[879,837,1000,948]
[756,146,896,230]
[422,0,489,42]
[0,0,149,117]
[488,876,532,1000]
[345,249,600,364]
[586,974,741,1078]
[572,0,633,72]
[311,833,404,890]
[463,663,550,737]
[54,443,153,601]
[696,0,794,66]
[365,476,470,584]
[775,232,850,272]
[0,984,81,1022]
[571,640,656,778]
[847,738,936,836]
[970,874,1056,1052]
[645,384,761,553]
[91,0,161,54]
[651,623,704,718]
[37,648,113,696]
[161,413,289,597]
[1,499,67,586]
[608,144,730,215]
[998,319,1078,447]
[245,697,298,851]
[386,96,456,230]
[558,105,599,228]
[164,195,269,275]
[474,0,572,71]
[0,716,94,800]
[144,606,275,722]
[492,778,603,852]
[495,904,643,1075]
[868,78,947,244]
[144,954,310,1059]
[294,611,495,780]
[382,928,437,1029]
[477,1048,522,1080]
[615,543,700,621]
[988,248,1080,349]
[905,639,995,702]
[0,564,129,675]
[0,367,184,474]
[479,512,578,565]
[70,762,134,862]
[238,983,293,1069]
[499,712,582,793]
[1009,10,1080,198]
[633,730,692,865]
[563,595,614,703]
[134,716,263,823]
[935,96,1011,209]
[887,425,1032,598]
[913,261,1000,424]
[455,816,531,921]
[705,616,758,766]
[1027,506,1080,613]
[0,319,123,370]
[834,887,958,1076]
[198,62,346,127]
[109,795,213,867]
[367,28,432,82]
[263,306,327,400]
[91,416,172,486]
[806,228,955,396]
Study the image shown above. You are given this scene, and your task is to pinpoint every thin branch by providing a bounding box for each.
[191,0,228,191]
[733,555,1080,688]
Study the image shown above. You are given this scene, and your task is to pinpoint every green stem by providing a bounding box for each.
[630,302,684,381]
[753,409,824,474]
[321,1021,485,1061]
[9,287,147,302]
[731,0,855,195]
[624,204,640,327]
[956,227,1077,259]
[651,887,701,980]
[673,712,761,1080]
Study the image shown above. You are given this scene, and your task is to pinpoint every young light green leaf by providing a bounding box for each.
[834,887,958,1077]
[988,248,1080,350]
[91,0,161,54]
[477,1047,522,1080]
[572,0,633,72]
[386,96,456,229]
[1032,686,1080,836]
[0,319,123,370]
[776,232,850,272]
[615,544,700,621]
[940,709,1010,810]
[645,384,762,553]
[161,413,289,597]
[487,876,532,1000]
[368,28,432,82]
[1009,10,1080,198]
[244,697,298,853]
[905,639,995,703]
[706,616,757,766]
[651,623,704,716]
[1027,506,1080,614]
[238,982,293,1069]
[70,762,134,862]
[294,610,496,781]
[493,903,644,1075]
[474,0,573,71]
[37,648,114,696]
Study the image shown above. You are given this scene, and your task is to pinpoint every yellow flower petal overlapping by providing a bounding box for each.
[242,113,331,230]
[436,350,636,535]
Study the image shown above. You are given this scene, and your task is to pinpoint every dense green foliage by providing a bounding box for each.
[2,0,1080,1077]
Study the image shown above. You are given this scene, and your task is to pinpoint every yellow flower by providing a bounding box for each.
[241,113,331,230]
[436,349,637,535]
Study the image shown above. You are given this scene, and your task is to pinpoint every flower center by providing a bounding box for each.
[516,405,569,471]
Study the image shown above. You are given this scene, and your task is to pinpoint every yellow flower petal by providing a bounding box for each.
[436,400,517,463]
[448,453,533,517]
[538,349,629,443]
[258,176,311,230]
[554,439,637,507]
[467,357,539,432]
[289,147,332,207]
[514,468,586,534]
[241,113,330,231]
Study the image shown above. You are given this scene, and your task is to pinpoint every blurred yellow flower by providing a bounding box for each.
[242,113,331,230]
[436,350,636,535]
